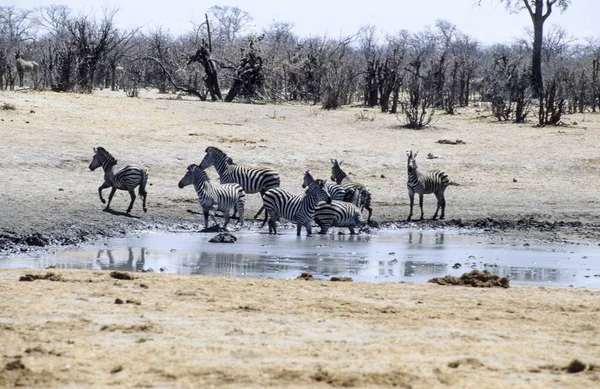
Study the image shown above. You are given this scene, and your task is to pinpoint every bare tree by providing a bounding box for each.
[480,0,571,96]
[0,6,36,89]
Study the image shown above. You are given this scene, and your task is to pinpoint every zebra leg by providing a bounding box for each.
[202,209,210,230]
[349,226,357,235]
[126,189,136,213]
[106,187,118,211]
[365,205,373,224]
[253,205,266,220]
[418,194,424,221]
[254,190,266,219]
[268,219,278,234]
[236,200,245,227]
[439,193,446,220]
[407,191,415,221]
[98,182,111,204]
[222,210,230,230]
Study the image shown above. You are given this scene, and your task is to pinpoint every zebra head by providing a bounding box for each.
[308,179,330,203]
[178,164,210,188]
[89,147,115,171]
[199,146,228,170]
[407,150,419,174]
[330,159,346,183]
[302,170,315,189]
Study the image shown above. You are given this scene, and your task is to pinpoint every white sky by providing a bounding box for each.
[14,0,598,44]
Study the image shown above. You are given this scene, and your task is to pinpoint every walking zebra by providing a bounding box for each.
[314,200,365,235]
[178,164,245,230]
[406,150,450,221]
[89,147,148,214]
[262,179,330,236]
[198,146,280,221]
[330,159,373,223]
[301,170,345,202]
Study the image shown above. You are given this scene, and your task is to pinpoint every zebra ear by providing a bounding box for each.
[93,147,98,154]
[339,160,343,165]
[414,151,418,158]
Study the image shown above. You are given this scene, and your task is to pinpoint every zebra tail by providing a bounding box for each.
[448,181,460,186]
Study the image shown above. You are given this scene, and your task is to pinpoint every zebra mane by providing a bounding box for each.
[188,164,210,181]
[96,147,117,164]
[206,146,226,157]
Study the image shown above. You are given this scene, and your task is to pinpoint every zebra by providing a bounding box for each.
[198,146,280,221]
[89,147,148,214]
[406,150,450,221]
[330,159,373,223]
[301,170,345,202]
[314,200,366,235]
[178,164,245,230]
[262,179,330,236]
[15,52,39,88]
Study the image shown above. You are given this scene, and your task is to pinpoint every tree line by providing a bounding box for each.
[1,4,599,127]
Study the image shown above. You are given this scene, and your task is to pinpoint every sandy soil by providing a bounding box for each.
[1,89,600,388]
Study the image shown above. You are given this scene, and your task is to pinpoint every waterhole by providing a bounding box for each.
[2,230,600,287]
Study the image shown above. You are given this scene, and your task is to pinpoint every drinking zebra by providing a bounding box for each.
[314,200,365,235]
[406,150,450,221]
[178,164,245,230]
[330,159,373,223]
[198,146,280,221]
[262,179,330,236]
[89,147,148,214]
[301,170,345,202]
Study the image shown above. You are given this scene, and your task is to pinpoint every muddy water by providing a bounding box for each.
[2,229,600,288]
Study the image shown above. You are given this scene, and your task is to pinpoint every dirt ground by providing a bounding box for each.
[1,89,600,388]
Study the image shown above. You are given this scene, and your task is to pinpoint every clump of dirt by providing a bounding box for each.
[438,139,466,145]
[566,359,587,373]
[330,276,353,282]
[428,270,509,288]
[110,271,134,280]
[296,272,314,281]
[19,272,62,282]
[4,360,26,371]
[208,232,237,243]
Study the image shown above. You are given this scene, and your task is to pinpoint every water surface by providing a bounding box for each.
[2,230,600,288]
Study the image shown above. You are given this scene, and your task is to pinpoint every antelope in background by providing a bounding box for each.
[15,52,39,88]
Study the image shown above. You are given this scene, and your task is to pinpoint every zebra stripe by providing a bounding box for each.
[302,170,345,201]
[178,164,245,230]
[330,159,373,223]
[406,150,449,221]
[262,179,330,236]
[199,146,280,220]
[89,147,148,214]
[314,200,365,235]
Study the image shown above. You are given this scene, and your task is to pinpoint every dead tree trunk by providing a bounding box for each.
[224,38,264,103]
[189,42,222,101]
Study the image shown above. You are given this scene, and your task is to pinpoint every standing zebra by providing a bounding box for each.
[314,200,365,235]
[198,146,280,221]
[330,159,373,223]
[406,150,450,221]
[178,164,245,230]
[262,179,330,236]
[89,147,148,214]
[301,170,345,202]
[15,52,39,88]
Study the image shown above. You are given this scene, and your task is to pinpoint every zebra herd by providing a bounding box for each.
[89,146,452,236]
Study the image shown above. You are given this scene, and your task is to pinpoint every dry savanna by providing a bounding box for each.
[1,89,600,388]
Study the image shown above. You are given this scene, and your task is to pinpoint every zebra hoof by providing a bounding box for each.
[143,208,148,213]
[100,199,106,204]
